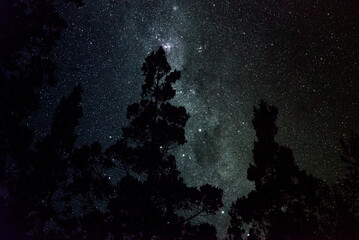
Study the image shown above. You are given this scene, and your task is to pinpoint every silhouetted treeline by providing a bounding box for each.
[1,1,359,239]
[50,47,223,239]
[0,7,223,237]
[0,0,83,238]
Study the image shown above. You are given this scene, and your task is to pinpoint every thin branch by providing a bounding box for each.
[181,208,206,224]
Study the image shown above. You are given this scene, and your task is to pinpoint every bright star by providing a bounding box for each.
[162,42,173,52]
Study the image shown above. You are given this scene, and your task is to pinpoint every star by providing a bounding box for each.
[35,0,359,237]
[162,42,173,52]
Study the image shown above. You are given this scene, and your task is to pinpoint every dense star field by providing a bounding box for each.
[29,0,359,237]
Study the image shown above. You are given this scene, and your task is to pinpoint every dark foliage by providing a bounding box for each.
[325,132,359,239]
[228,101,330,240]
[340,132,359,215]
[0,0,83,239]
[3,47,223,239]
[105,47,223,239]
[228,101,359,240]
[1,17,222,237]
[1,84,83,239]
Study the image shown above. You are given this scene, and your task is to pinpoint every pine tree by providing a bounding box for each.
[228,101,325,240]
[106,47,223,239]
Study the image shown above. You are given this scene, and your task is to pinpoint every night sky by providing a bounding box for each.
[31,0,359,237]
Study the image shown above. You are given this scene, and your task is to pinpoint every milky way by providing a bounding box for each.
[32,0,359,237]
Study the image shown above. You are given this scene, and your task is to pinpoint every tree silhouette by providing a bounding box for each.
[33,85,84,238]
[0,1,82,238]
[0,0,84,175]
[56,140,113,239]
[228,100,326,240]
[309,132,359,240]
[0,46,223,239]
[323,132,359,239]
[2,85,83,239]
[340,132,359,216]
[106,47,223,239]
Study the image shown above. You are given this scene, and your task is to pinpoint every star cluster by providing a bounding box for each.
[32,0,359,238]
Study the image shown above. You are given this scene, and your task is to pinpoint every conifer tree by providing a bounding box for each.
[107,47,223,239]
[228,101,325,240]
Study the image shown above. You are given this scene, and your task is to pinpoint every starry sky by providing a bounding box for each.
[31,0,359,238]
